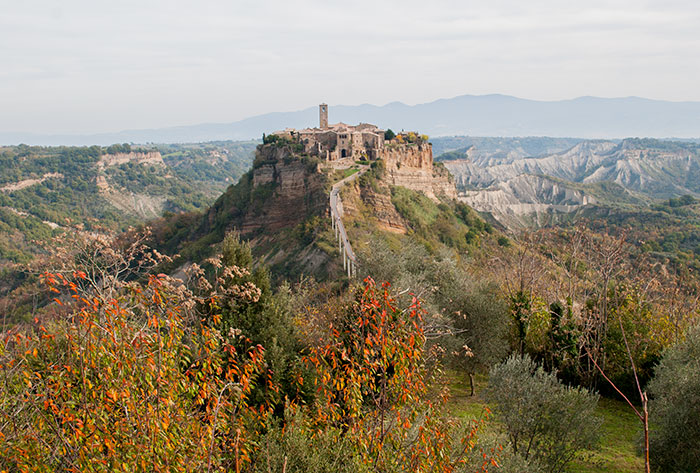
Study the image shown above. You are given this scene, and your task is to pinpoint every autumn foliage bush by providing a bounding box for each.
[300,279,493,473]
[0,269,270,472]
[0,233,494,472]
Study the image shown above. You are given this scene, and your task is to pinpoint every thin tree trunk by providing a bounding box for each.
[468,373,475,397]
[589,314,652,473]
[643,392,650,473]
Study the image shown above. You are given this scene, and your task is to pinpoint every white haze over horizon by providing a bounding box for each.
[1,0,699,134]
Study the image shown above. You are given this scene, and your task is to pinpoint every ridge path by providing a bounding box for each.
[329,165,369,278]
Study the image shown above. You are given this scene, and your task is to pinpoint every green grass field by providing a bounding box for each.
[330,167,359,183]
[446,371,645,473]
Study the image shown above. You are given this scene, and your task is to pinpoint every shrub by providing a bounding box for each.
[0,270,270,471]
[466,433,545,473]
[497,235,511,247]
[252,408,366,473]
[485,355,601,473]
[301,278,494,472]
[647,325,700,473]
[370,158,385,176]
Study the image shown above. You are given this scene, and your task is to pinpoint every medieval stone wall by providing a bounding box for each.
[362,132,384,150]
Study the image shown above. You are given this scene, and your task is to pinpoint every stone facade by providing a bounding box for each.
[272,104,387,161]
[269,104,456,202]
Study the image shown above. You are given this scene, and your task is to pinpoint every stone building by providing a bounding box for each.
[272,104,387,161]
[266,105,455,202]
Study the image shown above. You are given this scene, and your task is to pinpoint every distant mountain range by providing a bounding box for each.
[3,95,700,146]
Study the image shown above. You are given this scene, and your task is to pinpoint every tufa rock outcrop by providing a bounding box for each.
[200,144,327,239]
[97,151,165,169]
[381,142,457,201]
[242,146,327,234]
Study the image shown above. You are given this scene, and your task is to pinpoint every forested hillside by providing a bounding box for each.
[0,141,256,263]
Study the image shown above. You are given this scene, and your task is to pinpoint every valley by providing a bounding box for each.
[438,138,700,230]
[0,141,257,263]
[2,126,699,473]
[5,1,700,470]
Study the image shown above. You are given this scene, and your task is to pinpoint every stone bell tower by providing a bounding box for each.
[319,103,328,129]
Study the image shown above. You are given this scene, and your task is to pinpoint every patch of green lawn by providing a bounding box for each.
[330,167,359,183]
[446,370,645,473]
[343,167,359,178]
[569,398,644,473]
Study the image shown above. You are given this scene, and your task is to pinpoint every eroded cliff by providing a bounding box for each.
[174,139,462,280]
[242,146,327,234]
[380,143,457,201]
[200,144,327,239]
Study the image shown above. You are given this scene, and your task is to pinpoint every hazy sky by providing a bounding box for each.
[2,0,699,134]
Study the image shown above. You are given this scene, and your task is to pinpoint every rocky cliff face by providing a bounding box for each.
[178,139,468,280]
[239,145,327,235]
[444,141,616,189]
[443,139,700,228]
[432,136,583,165]
[444,139,700,198]
[459,175,595,228]
[380,143,457,201]
[339,181,408,234]
[98,151,165,168]
[200,140,460,242]
[168,143,334,282]
[334,143,460,234]
[101,190,167,220]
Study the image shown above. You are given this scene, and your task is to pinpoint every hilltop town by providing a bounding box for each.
[271,104,429,162]
[266,104,455,202]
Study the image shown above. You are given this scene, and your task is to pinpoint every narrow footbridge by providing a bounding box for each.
[329,166,368,278]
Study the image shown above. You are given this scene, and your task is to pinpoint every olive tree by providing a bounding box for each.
[486,355,601,473]
[647,325,700,473]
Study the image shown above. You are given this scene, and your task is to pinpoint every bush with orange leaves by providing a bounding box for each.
[0,229,495,472]
[0,268,271,472]
[299,278,496,473]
